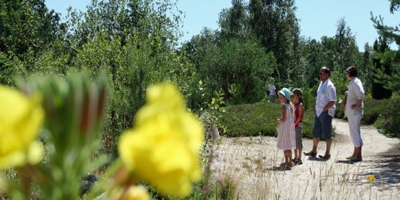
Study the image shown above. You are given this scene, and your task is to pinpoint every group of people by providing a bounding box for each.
[273,66,365,169]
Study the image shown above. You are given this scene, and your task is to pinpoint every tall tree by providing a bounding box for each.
[0,0,63,84]
[371,38,393,99]
[329,18,362,96]
[180,28,220,72]
[371,0,400,93]
[302,38,325,88]
[180,27,275,104]
[0,0,61,55]
[65,0,182,51]
[333,18,360,71]
[248,0,300,83]
[359,44,374,93]
[218,0,249,40]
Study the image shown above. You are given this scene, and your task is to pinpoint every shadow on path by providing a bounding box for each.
[335,160,357,165]
[360,145,400,189]
[306,156,330,162]
[265,166,292,171]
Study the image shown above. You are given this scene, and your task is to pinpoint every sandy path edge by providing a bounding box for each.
[216,118,400,200]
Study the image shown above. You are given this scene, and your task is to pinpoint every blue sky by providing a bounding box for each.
[45,0,400,50]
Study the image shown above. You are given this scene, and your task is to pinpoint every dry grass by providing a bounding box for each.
[213,119,400,199]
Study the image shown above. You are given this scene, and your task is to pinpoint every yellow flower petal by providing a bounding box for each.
[124,186,151,200]
[146,83,183,109]
[366,175,376,182]
[118,82,204,198]
[0,86,44,169]
[108,185,151,200]
[0,141,43,169]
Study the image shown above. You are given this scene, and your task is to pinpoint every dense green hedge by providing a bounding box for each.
[334,98,391,125]
[335,97,400,137]
[218,101,314,138]
[218,97,400,139]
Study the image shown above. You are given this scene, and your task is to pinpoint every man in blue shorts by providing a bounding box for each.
[304,66,336,160]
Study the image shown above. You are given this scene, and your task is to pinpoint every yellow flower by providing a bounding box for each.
[366,175,376,182]
[118,83,204,198]
[0,86,44,169]
[123,186,151,200]
[108,185,150,200]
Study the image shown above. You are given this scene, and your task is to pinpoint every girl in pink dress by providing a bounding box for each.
[277,88,296,168]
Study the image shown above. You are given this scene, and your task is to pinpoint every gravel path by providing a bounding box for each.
[216,118,400,200]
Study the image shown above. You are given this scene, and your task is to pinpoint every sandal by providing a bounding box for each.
[279,162,293,169]
[350,157,362,162]
[346,155,355,160]
[304,151,317,157]
[284,165,292,170]
[296,159,303,165]
[318,154,331,160]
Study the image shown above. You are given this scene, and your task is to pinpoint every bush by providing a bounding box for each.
[218,102,314,138]
[330,97,400,137]
[334,98,392,125]
[374,97,400,137]
[216,96,400,140]
[387,97,400,138]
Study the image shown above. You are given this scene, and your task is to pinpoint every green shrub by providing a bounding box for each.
[380,97,400,137]
[334,94,346,119]
[302,86,313,112]
[334,97,400,137]
[334,98,392,125]
[218,102,314,138]
[217,97,400,139]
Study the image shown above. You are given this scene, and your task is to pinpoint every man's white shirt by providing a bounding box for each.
[316,78,336,117]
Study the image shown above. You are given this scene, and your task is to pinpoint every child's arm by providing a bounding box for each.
[295,103,304,125]
[277,105,286,124]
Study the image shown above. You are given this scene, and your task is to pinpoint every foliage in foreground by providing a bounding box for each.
[0,73,205,200]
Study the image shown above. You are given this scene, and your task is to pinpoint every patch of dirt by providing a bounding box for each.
[215,118,400,199]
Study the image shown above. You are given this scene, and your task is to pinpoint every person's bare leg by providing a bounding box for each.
[284,150,293,167]
[325,139,332,156]
[282,150,288,167]
[355,147,362,159]
[312,137,320,153]
[305,138,319,156]
[299,148,302,160]
[351,147,356,157]
[280,151,286,167]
